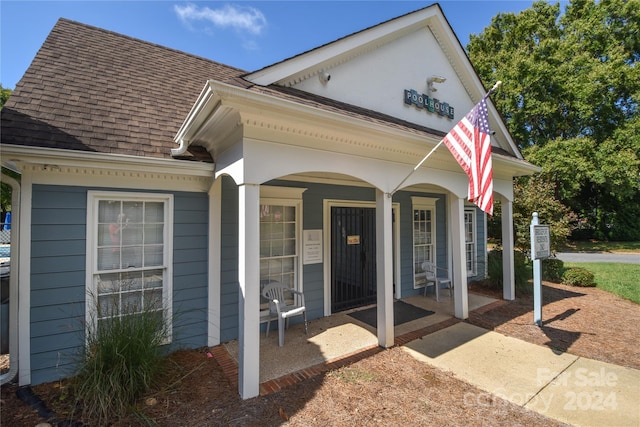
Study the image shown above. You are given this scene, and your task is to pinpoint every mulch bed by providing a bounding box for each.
[1,280,637,426]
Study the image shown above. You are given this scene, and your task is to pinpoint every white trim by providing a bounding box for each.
[0,174,20,386]
[322,199,400,316]
[85,191,174,344]
[208,178,222,347]
[10,163,212,193]
[260,185,307,200]
[245,5,443,86]
[1,145,214,176]
[17,172,32,385]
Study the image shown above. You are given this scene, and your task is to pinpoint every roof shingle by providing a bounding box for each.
[1,18,245,160]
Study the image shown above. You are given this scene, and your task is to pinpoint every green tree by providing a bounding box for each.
[0,84,11,109]
[468,0,640,240]
[490,176,574,255]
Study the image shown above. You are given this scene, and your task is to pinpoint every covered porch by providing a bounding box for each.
[217,292,499,393]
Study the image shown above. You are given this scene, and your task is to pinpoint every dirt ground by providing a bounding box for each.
[2,281,638,426]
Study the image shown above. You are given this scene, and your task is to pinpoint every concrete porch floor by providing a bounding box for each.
[219,292,499,394]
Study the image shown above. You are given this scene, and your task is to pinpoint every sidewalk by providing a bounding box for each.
[403,322,640,427]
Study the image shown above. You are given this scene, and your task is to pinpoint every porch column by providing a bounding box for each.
[449,196,468,319]
[208,177,222,346]
[238,183,260,399]
[376,190,394,348]
[500,195,516,300]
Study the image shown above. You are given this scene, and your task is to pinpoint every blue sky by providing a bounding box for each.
[1,1,560,89]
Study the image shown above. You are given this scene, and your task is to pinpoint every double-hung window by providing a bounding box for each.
[259,186,305,318]
[464,208,477,276]
[412,197,438,288]
[86,191,173,342]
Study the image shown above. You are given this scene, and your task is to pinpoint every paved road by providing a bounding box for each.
[555,252,639,264]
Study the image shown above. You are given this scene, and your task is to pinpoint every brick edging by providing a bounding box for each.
[209,315,471,396]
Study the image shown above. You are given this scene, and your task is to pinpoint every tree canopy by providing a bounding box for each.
[468,0,640,241]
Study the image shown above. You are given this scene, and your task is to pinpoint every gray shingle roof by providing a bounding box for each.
[1,18,245,160]
[1,17,514,162]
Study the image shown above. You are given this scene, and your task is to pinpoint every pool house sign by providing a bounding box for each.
[404,89,455,120]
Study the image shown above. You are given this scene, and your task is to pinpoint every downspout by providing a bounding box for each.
[171,137,190,157]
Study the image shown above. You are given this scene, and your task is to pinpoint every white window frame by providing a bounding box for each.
[412,197,438,289]
[85,191,174,343]
[464,207,477,276]
[259,186,305,320]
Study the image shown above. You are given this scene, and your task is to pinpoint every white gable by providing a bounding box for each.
[291,26,474,135]
[245,4,522,158]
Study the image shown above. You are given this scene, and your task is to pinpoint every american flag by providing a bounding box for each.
[442,94,494,215]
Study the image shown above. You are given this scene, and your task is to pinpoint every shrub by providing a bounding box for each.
[72,296,169,424]
[562,267,596,287]
[542,258,564,282]
[486,250,532,293]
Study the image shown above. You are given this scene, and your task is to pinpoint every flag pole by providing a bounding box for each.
[388,81,502,197]
[389,139,444,196]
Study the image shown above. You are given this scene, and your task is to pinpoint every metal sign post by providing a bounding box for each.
[530,212,550,326]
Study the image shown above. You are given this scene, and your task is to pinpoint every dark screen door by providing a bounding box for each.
[331,206,377,312]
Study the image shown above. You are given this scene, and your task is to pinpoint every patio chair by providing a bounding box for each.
[261,282,308,347]
[421,261,453,301]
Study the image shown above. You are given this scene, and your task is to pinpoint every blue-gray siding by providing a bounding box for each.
[216,179,481,342]
[29,179,487,384]
[30,184,209,385]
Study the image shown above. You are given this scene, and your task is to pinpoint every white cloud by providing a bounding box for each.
[174,3,267,35]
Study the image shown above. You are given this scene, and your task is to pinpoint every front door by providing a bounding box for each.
[331,206,376,312]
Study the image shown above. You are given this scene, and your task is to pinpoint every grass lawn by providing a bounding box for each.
[564,262,640,304]
[563,240,640,253]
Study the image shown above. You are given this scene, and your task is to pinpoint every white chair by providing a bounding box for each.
[261,282,308,347]
[421,261,452,301]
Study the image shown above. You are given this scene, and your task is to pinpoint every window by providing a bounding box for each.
[464,208,477,276]
[259,186,305,317]
[86,192,173,341]
[412,197,438,288]
[260,204,297,288]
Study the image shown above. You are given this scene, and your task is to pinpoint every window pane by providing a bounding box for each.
[144,202,164,222]
[121,246,143,268]
[122,291,142,313]
[144,245,163,266]
[122,223,143,245]
[145,224,163,245]
[283,206,295,221]
[98,247,120,270]
[271,223,283,239]
[120,271,142,291]
[97,273,119,295]
[98,294,119,318]
[144,269,163,289]
[271,240,283,257]
[283,239,295,256]
[123,201,142,223]
[268,258,282,274]
[144,289,163,310]
[98,200,121,223]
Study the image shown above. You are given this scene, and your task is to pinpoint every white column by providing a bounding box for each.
[237,183,260,399]
[17,172,32,385]
[500,196,516,300]
[449,196,468,319]
[208,177,222,346]
[376,190,394,348]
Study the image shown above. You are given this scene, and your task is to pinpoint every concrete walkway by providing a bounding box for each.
[404,322,640,427]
